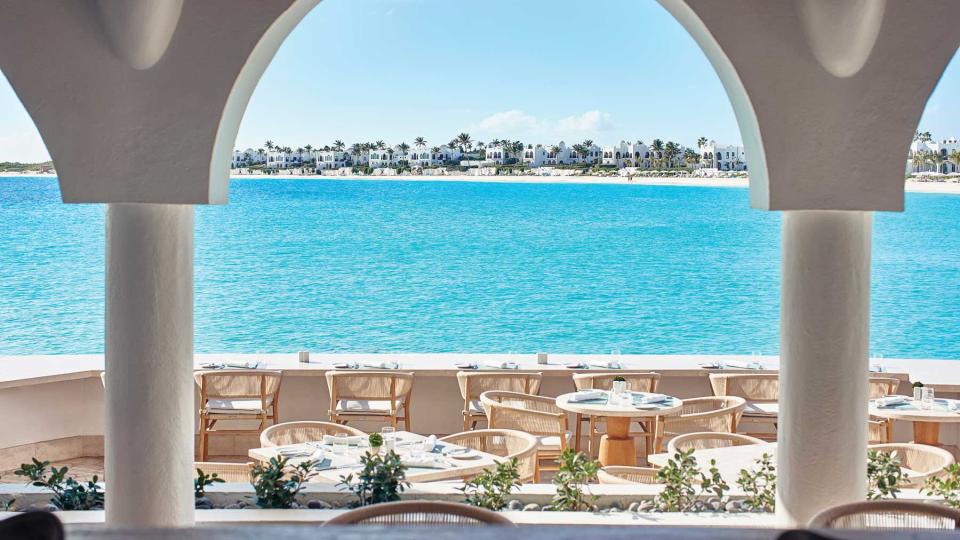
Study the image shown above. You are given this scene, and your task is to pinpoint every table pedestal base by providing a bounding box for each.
[913,421,940,445]
[598,417,636,466]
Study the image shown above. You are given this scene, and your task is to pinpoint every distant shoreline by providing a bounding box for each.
[4,171,960,194]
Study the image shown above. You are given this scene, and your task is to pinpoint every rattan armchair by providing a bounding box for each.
[572,372,661,457]
[323,500,514,526]
[708,373,777,439]
[667,431,763,455]
[193,461,254,482]
[195,370,282,461]
[260,421,365,447]
[661,396,746,452]
[440,429,539,483]
[808,500,960,529]
[597,466,662,485]
[868,443,955,487]
[481,390,569,482]
[456,372,542,431]
[325,371,414,431]
[868,377,902,443]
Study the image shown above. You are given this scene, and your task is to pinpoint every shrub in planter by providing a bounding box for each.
[460,458,521,511]
[737,453,776,512]
[194,468,226,498]
[552,449,600,511]
[251,457,318,509]
[338,450,409,507]
[866,449,906,500]
[368,433,384,455]
[15,458,104,510]
[652,448,728,512]
[923,463,960,508]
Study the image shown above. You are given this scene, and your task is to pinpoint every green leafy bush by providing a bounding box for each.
[339,450,409,506]
[251,457,318,508]
[15,458,104,510]
[368,433,383,448]
[737,453,776,512]
[460,458,521,511]
[552,449,600,511]
[867,449,906,500]
[923,463,960,508]
[194,468,226,498]
[653,448,728,512]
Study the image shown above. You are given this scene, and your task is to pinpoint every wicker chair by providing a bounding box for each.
[195,370,282,461]
[667,431,764,455]
[325,371,414,431]
[193,461,254,482]
[323,500,514,526]
[868,443,955,487]
[439,429,539,483]
[661,396,746,452]
[572,372,661,457]
[808,500,960,529]
[456,372,542,431]
[260,421,365,447]
[708,373,777,439]
[481,390,569,482]
[868,377,902,443]
[597,466,662,485]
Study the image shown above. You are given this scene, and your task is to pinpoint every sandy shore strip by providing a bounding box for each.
[4,171,960,194]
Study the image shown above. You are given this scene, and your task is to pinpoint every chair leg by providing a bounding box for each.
[463,415,470,432]
[534,459,542,483]
[574,413,583,452]
[199,417,208,461]
[404,411,411,432]
[588,416,597,457]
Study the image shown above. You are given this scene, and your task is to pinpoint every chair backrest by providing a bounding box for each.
[323,500,514,526]
[573,372,660,393]
[193,461,254,483]
[664,396,747,435]
[597,466,662,485]
[480,391,567,440]
[260,421,366,447]
[195,370,282,407]
[0,512,64,540]
[667,431,764,454]
[325,371,414,403]
[808,500,960,529]
[439,429,539,483]
[457,372,543,403]
[868,443,955,484]
[709,374,778,402]
[868,377,901,399]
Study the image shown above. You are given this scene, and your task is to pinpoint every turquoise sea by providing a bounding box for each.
[1,177,959,358]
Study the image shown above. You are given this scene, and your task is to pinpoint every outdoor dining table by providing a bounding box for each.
[648,442,776,484]
[555,391,682,467]
[248,431,503,483]
[869,396,960,445]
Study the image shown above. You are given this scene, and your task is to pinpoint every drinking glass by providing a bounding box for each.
[381,427,395,451]
[922,387,935,410]
[333,433,348,455]
[410,440,424,459]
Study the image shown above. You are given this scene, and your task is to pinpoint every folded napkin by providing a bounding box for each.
[225,361,260,369]
[401,456,447,469]
[724,361,763,370]
[591,360,622,369]
[333,362,359,369]
[421,435,437,453]
[634,393,670,405]
[699,361,723,369]
[564,362,587,369]
[485,361,518,369]
[875,395,909,407]
[362,360,399,369]
[567,390,607,403]
[322,434,366,446]
[456,362,479,369]
[200,362,224,369]
[275,445,316,457]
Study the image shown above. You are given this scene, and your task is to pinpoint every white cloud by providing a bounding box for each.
[477,110,543,132]
[472,109,615,140]
[556,110,614,132]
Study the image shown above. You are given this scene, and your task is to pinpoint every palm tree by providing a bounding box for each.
[398,142,410,161]
[697,137,708,149]
[949,150,960,174]
[333,140,345,152]
[265,140,275,152]
[349,143,362,163]
[664,141,680,168]
[931,151,945,174]
[683,148,700,169]
[375,140,386,150]
[414,137,426,148]
[912,150,929,173]
[431,146,441,160]
[455,133,472,153]
[650,139,665,169]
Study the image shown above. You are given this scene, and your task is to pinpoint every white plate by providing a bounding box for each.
[443,447,479,459]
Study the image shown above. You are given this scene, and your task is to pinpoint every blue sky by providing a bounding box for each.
[1,0,958,161]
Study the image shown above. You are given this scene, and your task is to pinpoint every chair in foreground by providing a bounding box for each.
[195,370,282,461]
[439,429,539,483]
[0,512,64,540]
[323,500,514,526]
[667,431,764,455]
[808,500,960,529]
[708,374,778,439]
[260,421,365,447]
[325,371,414,431]
[661,396,747,452]
[868,443,955,487]
[456,371,542,431]
[193,461,254,482]
[597,466,662,485]
[572,372,661,457]
[481,390,568,482]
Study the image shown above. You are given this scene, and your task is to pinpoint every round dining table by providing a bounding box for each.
[555,391,682,466]
[869,396,960,445]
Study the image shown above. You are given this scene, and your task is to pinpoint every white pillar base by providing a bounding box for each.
[105,203,194,527]
[777,210,872,526]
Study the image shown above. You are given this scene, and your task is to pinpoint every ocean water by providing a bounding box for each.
[1,176,959,358]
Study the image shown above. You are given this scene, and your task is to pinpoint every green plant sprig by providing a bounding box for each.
[552,449,599,511]
[460,458,521,511]
[251,456,318,509]
[338,450,409,507]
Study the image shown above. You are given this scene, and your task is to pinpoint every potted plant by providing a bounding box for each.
[611,375,627,395]
[368,433,383,455]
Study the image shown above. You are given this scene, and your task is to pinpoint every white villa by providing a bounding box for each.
[698,141,748,172]
[908,136,960,174]
[602,141,653,168]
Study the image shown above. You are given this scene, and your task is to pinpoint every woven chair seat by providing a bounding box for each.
[468,399,485,414]
[204,397,274,415]
[336,398,406,414]
[537,432,572,451]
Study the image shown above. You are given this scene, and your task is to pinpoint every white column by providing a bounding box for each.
[777,210,872,526]
[105,203,194,527]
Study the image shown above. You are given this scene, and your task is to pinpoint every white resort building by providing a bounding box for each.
[908,137,960,174]
[699,141,748,172]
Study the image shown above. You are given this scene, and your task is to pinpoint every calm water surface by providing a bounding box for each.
[1,177,959,358]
